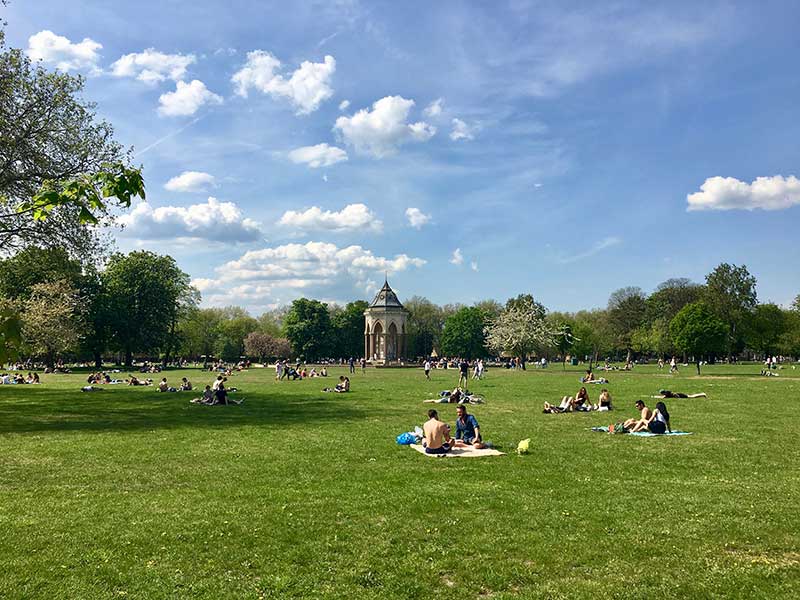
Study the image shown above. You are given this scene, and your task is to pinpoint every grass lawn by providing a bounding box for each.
[1,363,799,599]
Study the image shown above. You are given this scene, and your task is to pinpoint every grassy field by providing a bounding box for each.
[1,363,799,599]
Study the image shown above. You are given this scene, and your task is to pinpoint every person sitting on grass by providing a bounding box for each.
[574,387,590,411]
[180,377,193,391]
[453,404,486,449]
[191,385,215,404]
[320,367,328,377]
[593,389,613,411]
[335,376,350,392]
[581,369,609,384]
[158,378,169,392]
[422,409,453,455]
[623,400,653,430]
[652,390,706,399]
[630,401,671,434]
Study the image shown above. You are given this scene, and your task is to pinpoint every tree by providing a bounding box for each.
[21,280,83,367]
[331,300,369,358]
[0,35,143,257]
[284,298,333,361]
[485,296,554,361]
[440,307,488,359]
[473,299,503,321]
[0,298,21,365]
[669,302,728,374]
[405,296,444,358]
[704,263,757,358]
[244,332,276,363]
[569,309,613,367]
[215,309,259,362]
[103,251,195,366]
[745,303,787,357]
[178,308,224,360]
[607,287,647,362]
[0,247,83,300]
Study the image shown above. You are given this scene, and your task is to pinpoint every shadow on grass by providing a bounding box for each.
[0,386,365,435]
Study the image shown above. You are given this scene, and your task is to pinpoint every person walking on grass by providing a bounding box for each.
[458,358,469,389]
[424,359,431,380]
[349,357,355,374]
[669,356,678,374]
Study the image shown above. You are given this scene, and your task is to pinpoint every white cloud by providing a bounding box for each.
[195,242,425,307]
[339,99,350,111]
[278,203,382,233]
[158,80,223,117]
[118,197,261,242]
[687,175,800,211]
[288,143,348,168]
[27,30,102,73]
[405,207,431,229]
[110,49,196,84]
[164,171,216,193]
[470,261,479,272]
[334,95,436,157]
[424,98,444,117]
[232,51,336,114]
[557,236,621,263]
[450,248,464,265]
[450,118,475,141]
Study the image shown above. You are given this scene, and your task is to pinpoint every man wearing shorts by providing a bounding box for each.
[422,409,453,454]
[458,359,469,388]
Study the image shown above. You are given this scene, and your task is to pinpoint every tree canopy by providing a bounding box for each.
[670,302,728,374]
[440,306,489,359]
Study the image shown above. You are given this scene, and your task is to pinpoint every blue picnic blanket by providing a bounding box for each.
[591,426,692,437]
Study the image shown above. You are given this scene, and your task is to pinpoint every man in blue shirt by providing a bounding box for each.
[454,404,486,449]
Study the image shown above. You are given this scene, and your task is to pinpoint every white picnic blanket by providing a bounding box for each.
[409,443,505,458]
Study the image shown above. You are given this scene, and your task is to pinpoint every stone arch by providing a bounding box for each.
[387,322,398,360]
[372,321,384,360]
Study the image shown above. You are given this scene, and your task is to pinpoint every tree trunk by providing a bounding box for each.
[93,351,102,369]
[696,360,701,375]
[125,348,133,367]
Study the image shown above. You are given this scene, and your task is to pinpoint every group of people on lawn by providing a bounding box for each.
[422,404,486,454]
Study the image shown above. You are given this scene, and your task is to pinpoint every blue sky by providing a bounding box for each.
[5,0,800,314]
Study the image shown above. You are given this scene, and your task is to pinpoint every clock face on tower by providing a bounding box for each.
[379,292,386,299]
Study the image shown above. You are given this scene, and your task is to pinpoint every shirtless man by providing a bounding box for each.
[624,400,652,430]
[422,409,453,455]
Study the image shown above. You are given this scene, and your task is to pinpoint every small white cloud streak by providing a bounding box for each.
[164,171,216,193]
[405,207,431,229]
[278,203,382,233]
[288,143,348,168]
[450,248,464,265]
[557,236,621,264]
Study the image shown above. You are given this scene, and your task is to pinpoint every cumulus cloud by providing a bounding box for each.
[405,207,431,229]
[288,143,348,168]
[450,118,475,141]
[232,51,336,114]
[118,197,261,242]
[158,80,223,117]
[27,30,102,73]
[424,98,444,117]
[334,95,436,158]
[687,175,800,211]
[194,241,425,307]
[164,171,216,193]
[110,49,196,84]
[339,99,350,111]
[450,248,464,265]
[278,203,382,233]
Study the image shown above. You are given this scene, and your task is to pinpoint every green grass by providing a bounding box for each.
[1,363,799,599]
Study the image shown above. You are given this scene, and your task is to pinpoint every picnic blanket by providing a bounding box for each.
[409,443,505,458]
[591,426,692,437]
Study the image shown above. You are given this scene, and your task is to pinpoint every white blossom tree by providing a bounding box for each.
[22,279,84,367]
[485,296,555,361]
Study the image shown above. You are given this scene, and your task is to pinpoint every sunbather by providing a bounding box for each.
[652,390,706,399]
[453,404,486,449]
[624,400,653,430]
[422,409,453,455]
[593,389,613,411]
[630,401,671,433]
[543,396,575,413]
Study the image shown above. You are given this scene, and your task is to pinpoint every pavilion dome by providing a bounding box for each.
[369,279,404,310]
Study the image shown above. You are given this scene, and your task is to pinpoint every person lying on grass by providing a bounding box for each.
[422,409,453,455]
[651,390,706,399]
[629,401,671,434]
[453,404,486,449]
[543,387,595,413]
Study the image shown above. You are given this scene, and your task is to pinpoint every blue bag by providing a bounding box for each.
[396,432,416,445]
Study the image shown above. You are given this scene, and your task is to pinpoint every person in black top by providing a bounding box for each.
[458,359,469,388]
